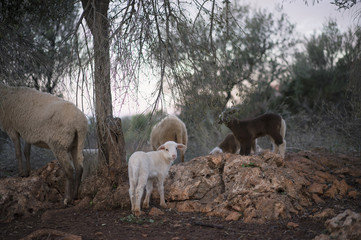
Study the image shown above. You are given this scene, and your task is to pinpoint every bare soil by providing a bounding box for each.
[0,192,360,240]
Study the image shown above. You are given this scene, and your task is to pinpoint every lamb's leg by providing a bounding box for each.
[279,140,287,158]
[24,142,31,176]
[240,141,252,155]
[129,181,135,211]
[270,133,283,155]
[143,180,153,209]
[134,174,147,217]
[270,138,279,154]
[157,178,167,208]
[251,140,257,154]
[11,133,25,177]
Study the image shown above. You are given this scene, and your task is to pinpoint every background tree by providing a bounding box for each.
[77,0,232,166]
[154,4,298,158]
[0,0,78,94]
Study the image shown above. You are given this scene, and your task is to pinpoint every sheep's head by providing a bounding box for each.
[219,108,237,124]
[158,141,187,162]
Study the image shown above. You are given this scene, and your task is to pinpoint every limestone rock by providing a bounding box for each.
[313,210,361,240]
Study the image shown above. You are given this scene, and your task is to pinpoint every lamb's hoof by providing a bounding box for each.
[160,202,167,208]
[133,210,141,217]
[142,203,150,209]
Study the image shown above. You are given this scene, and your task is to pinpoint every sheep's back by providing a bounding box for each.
[0,86,87,147]
[150,115,187,149]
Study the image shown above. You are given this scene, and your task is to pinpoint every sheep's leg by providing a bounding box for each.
[270,137,279,154]
[270,133,283,155]
[24,142,31,177]
[11,133,25,177]
[157,178,167,208]
[134,174,147,217]
[71,147,83,200]
[180,150,184,163]
[279,140,287,158]
[143,180,153,209]
[251,140,257,154]
[54,149,75,205]
[240,141,252,155]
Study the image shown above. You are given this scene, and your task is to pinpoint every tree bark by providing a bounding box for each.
[81,0,113,165]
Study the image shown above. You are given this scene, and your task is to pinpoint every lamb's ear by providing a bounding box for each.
[177,144,187,150]
[157,145,165,151]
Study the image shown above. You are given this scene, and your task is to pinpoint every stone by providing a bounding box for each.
[287,222,299,229]
[308,183,326,194]
[313,210,361,240]
[312,208,335,219]
[311,194,324,204]
[225,211,242,221]
[149,207,164,216]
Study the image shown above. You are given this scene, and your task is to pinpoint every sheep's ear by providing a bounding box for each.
[177,144,187,150]
[157,145,165,151]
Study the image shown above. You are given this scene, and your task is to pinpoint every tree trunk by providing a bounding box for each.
[105,117,127,183]
[81,0,126,169]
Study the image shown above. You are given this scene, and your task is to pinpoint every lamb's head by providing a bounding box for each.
[219,108,237,124]
[157,141,187,162]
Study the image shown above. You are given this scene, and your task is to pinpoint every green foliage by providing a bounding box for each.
[279,20,353,114]
[241,163,256,168]
[0,0,79,93]
[122,111,166,158]
[119,214,155,224]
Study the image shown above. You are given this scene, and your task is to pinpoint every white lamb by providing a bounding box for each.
[150,115,188,162]
[128,141,186,217]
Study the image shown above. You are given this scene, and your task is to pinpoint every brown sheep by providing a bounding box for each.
[209,133,261,155]
[0,84,88,205]
[209,133,240,154]
[150,115,188,162]
[219,109,286,157]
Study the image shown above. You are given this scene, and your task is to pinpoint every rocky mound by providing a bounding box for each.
[1,150,360,225]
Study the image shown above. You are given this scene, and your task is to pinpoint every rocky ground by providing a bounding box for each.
[0,149,361,239]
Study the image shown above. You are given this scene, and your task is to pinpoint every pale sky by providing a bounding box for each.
[246,0,359,36]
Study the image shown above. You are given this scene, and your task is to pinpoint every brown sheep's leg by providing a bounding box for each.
[251,140,257,154]
[24,142,31,176]
[240,141,252,155]
[271,133,283,155]
[239,146,245,155]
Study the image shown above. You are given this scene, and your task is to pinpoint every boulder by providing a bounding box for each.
[314,210,361,240]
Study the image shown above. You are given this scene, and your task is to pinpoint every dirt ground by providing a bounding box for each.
[0,190,360,240]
